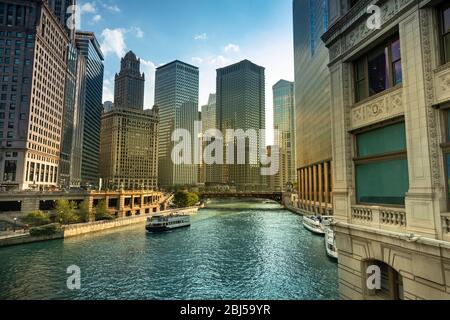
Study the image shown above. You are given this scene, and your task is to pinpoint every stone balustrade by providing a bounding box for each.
[351,205,407,229]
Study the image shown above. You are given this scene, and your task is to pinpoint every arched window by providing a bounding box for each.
[364,260,404,300]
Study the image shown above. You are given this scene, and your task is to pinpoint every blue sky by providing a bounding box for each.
[78,0,294,138]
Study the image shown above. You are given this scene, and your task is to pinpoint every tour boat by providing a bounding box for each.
[302,215,333,235]
[323,220,338,260]
[146,214,191,232]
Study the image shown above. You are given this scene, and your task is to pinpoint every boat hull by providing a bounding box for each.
[146,223,191,233]
[302,217,325,235]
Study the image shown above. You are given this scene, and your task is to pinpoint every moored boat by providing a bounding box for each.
[146,214,191,232]
[302,215,333,235]
[323,220,338,260]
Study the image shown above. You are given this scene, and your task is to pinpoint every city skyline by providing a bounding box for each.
[76,0,294,143]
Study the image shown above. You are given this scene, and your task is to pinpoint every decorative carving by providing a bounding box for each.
[327,0,415,63]
[351,88,404,130]
[434,66,450,102]
[420,9,442,188]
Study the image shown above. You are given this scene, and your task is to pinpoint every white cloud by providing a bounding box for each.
[224,43,240,53]
[191,57,203,65]
[92,14,102,23]
[80,2,96,13]
[100,28,126,58]
[130,27,144,39]
[194,33,208,41]
[208,55,229,68]
[102,4,121,12]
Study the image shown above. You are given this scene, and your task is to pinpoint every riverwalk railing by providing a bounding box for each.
[351,205,407,230]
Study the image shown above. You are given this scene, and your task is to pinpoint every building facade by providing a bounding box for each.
[322,0,450,299]
[273,80,296,191]
[114,51,145,111]
[201,93,217,185]
[293,0,333,215]
[99,107,159,191]
[155,60,199,187]
[0,0,69,191]
[216,60,266,191]
[75,31,104,187]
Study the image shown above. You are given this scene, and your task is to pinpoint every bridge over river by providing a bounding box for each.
[200,191,283,203]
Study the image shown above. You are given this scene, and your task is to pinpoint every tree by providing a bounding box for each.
[78,200,93,223]
[24,211,51,227]
[55,200,79,225]
[94,200,114,221]
[174,191,199,208]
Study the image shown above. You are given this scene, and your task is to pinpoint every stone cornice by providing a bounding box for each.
[322,0,418,64]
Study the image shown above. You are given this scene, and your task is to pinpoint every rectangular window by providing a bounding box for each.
[355,122,409,206]
[439,3,450,64]
[3,160,17,182]
[354,35,402,102]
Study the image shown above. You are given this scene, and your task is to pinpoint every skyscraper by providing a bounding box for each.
[100,107,159,191]
[114,51,145,110]
[0,0,69,190]
[75,31,104,187]
[201,94,217,185]
[47,0,75,39]
[100,52,159,191]
[293,0,332,215]
[216,60,265,191]
[273,80,296,191]
[155,60,199,187]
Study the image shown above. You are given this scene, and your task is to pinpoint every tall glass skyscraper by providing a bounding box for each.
[273,80,296,190]
[216,60,265,191]
[114,51,145,110]
[293,0,332,214]
[75,31,104,187]
[155,60,199,187]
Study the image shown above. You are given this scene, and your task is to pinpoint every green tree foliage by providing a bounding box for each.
[55,200,79,225]
[24,211,51,226]
[174,191,199,208]
[78,200,93,223]
[94,200,115,221]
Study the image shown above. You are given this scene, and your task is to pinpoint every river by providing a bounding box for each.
[0,199,339,300]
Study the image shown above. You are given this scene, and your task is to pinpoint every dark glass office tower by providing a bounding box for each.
[75,31,104,187]
[155,60,199,187]
[216,60,265,191]
[114,51,145,110]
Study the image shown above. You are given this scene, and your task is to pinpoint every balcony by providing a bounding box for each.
[351,205,407,231]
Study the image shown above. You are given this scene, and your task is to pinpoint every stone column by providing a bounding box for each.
[400,10,441,238]
[313,165,318,213]
[318,163,323,214]
[329,62,353,223]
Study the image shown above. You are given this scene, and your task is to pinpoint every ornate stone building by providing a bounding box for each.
[321,0,450,299]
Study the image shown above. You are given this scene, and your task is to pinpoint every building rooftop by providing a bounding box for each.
[156,60,199,70]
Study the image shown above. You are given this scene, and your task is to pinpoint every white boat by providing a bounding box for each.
[323,220,338,259]
[146,214,190,232]
[302,215,333,235]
